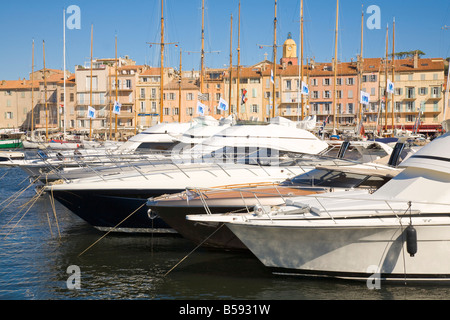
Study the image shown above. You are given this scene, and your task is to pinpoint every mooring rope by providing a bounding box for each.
[164,223,225,277]
[78,201,147,257]
[2,187,45,239]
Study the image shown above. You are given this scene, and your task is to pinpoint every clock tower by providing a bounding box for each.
[281,32,298,66]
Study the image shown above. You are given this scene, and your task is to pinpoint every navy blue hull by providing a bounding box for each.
[51,189,184,233]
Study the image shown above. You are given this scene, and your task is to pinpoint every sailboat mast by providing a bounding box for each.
[332,0,339,133]
[228,14,233,117]
[43,40,48,141]
[237,0,241,115]
[357,5,364,137]
[272,0,277,119]
[391,18,395,136]
[160,0,164,124]
[384,24,389,134]
[89,24,93,140]
[179,47,182,123]
[63,9,67,140]
[31,40,34,135]
[200,0,205,96]
[115,35,118,139]
[300,0,304,120]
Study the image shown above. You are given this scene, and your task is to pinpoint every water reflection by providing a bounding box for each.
[1,168,450,300]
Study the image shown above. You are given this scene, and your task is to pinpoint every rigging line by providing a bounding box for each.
[2,187,45,239]
[164,223,225,277]
[1,184,46,229]
[50,186,61,239]
[78,201,147,257]
[0,175,41,214]
[0,167,11,181]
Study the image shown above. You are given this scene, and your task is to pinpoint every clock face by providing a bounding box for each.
[288,46,292,51]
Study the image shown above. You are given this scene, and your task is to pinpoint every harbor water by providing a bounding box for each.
[1,166,450,302]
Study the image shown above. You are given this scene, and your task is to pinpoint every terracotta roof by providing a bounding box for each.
[165,78,199,90]
[56,74,76,85]
[362,57,445,73]
[140,68,162,76]
[0,79,39,90]
[118,65,146,71]
[39,73,66,83]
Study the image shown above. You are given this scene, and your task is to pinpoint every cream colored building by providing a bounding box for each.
[377,55,445,134]
[0,79,38,130]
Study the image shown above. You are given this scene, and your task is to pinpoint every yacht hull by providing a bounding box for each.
[51,188,184,233]
[149,186,319,250]
[226,216,450,282]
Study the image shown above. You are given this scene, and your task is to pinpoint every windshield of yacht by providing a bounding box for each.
[280,168,392,189]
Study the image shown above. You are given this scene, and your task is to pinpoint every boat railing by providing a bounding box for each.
[175,185,449,223]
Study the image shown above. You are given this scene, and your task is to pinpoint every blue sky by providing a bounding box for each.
[1,0,449,80]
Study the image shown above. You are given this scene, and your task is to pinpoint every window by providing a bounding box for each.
[324,91,331,99]
[126,79,132,89]
[186,93,193,100]
[311,78,318,86]
[174,108,179,115]
[346,78,354,85]
[5,112,13,119]
[169,93,175,100]
[336,78,342,85]
[348,90,353,98]
[163,108,170,115]
[249,78,260,84]
[286,80,292,90]
[251,104,259,113]
[431,87,440,98]
[140,101,146,112]
[371,88,376,96]
[347,103,354,114]
[406,87,415,99]
[324,78,331,86]
[140,88,145,99]
[395,102,401,112]
[405,101,415,112]
[215,93,221,101]
[395,88,403,96]
[312,91,319,99]
[86,76,98,91]
[369,75,377,82]
[70,93,74,102]
[406,114,414,122]
[362,75,367,83]
[151,102,157,112]
[419,87,427,95]
[336,90,342,99]
[187,107,193,115]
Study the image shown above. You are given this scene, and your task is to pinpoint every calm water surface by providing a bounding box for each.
[1,166,450,301]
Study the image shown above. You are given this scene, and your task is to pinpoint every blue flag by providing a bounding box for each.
[218,98,228,111]
[197,101,206,115]
[87,106,95,118]
[113,101,121,115]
